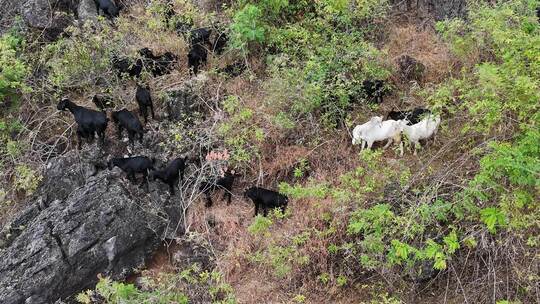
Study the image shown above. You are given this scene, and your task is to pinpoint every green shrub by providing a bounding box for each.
[230,4,266,52]
[13,164,42,196]
[434,1,539,236]
[78,276,190,304]
[218,95,264,165]
[0,32,29,105]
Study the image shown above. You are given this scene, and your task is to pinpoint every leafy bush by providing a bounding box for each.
[434,1,539,131]
[78,265,237,304]
[43,23,118,91]
[230,4,266,52]
[0,32,29,105]
[228,0,392,131]
[13,164,42,196]
[218,95,264,165]
[77,276,189,304]
[434,1,539,237]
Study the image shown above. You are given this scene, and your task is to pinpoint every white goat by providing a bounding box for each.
[354,118,403,152]
[400,115,441,156]
[352,116,383,146]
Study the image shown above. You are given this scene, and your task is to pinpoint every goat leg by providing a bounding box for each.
[383,138,393,149]
[367,141,374,150]
[205,195,213,208]
[76,129,83,150]
[117,126,123,139]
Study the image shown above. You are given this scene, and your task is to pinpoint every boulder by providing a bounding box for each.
[21,0,53,29]
[20,0,76,40]
[390,0,468,21]
[78,0,98,24]
[396,55,425,82]
[0,151,182,303]
[173,233,214,271]
[165,88,200,122]
[43,12,74,41]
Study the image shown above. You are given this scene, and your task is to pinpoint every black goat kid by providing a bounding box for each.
[187,44,207,75]
[135,84,155,123]
[112,109,144,145]
[92,94,114,110]
[362,80,386,104]
[150,157,188,194]
[244,187,288,217]
[108,156,155,187]
[94,0,119,19]
[138,48,177,77]
[57,98,108,149]
[199,170,240,207]
[213,32,228,55]
[387,107,431,125]
[112,55,143,78]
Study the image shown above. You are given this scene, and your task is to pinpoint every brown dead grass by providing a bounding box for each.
[385,24,458,85]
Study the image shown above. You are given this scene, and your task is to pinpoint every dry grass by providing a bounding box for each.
[385,24,459,85]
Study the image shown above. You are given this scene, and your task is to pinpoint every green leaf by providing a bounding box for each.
[480,207,507,234]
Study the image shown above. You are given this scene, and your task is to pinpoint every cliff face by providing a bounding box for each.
[391,0,468,20]
[0,151,182,304]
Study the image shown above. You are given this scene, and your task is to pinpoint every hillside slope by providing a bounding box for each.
[0,0,538,303]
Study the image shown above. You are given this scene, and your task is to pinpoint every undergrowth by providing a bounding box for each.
[1,0,539,303]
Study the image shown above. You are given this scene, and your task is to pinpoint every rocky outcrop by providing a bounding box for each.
[391,0,468,21]
[165,88,201,122]
[20,0,79,39]
[1,0,96,38]
[0,151,182,304]
[164,75,210,124]
[396,55,425,82]
[78,0,98,24]
[21,0,54,29]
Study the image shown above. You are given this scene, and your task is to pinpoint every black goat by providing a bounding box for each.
[212,32,228,55]
[135,84,155,123]
[187,44,207,75]
[199,170,240,207]
[92,94,114,111]
[188,44,208,75]
[150,157,187,194]
[387,107,431,125]
[57,98,108,149]
[189,28,212,46]
[111,109,144,145]
[244,187,288,217]
[94,0,119,18]
[362,80,386,104]
[112,55,143,78]
[217,61,246,78]
[108,156,155,185]
[138,48,177,76]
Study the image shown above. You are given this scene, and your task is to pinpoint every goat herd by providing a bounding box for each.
[57,93,289,216]
[56,96,439,219]
[353,108,441,156]
[54,0,440,218]
[98,0,235,79]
